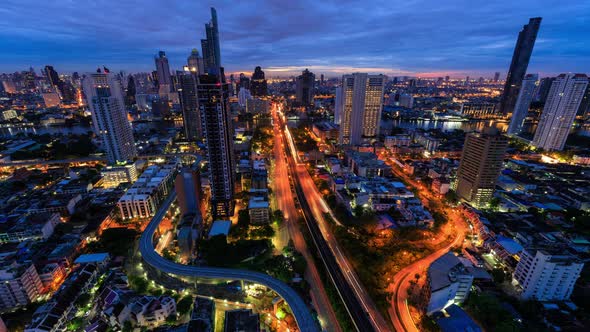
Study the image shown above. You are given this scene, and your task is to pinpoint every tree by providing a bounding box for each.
[444,190,459,205]
[353,205,365,217]
[177,295,193,315]
[122,320,133,332]
[491,268,506,284]
[273,210,285,223]
[130,276,148,294]
[489,197,501,211]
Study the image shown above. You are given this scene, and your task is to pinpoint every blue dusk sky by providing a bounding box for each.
[0,0,588,78]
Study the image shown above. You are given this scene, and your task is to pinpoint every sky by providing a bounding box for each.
[1,0,589,78]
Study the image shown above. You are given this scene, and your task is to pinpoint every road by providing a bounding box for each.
[270,108,343,332]
[139,191,319,332]
[383,154,468,332]
[276,107,391,332]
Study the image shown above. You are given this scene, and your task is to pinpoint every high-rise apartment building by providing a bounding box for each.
[250,66,268,97]
[83,71,137,165]
[0,264,43,310]
[44,65,60,87]
[498,17,542,115]
[155,51,172,93]
[535,77,555,103]
[125,75,136,107]
[494,72,501,82]
[44,65,75,102]
[577,83,590,120]
[187,49,205,75]
[199,74,235,218]
[201,8,221,75]
[455,128,507,208]
[507,73,538,135]
[532,73,589,151]
[295,69,315,106]
[334,86,343,124]
[175,166,202,216]
[338,73,386,145]
[514,248,583,301]
[178,72,201,141]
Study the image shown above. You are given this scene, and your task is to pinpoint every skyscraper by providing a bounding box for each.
[455,128,507,208]
[250,66,268,96]
[532,73,589,151]
[295,69,315,106]
[494,72,501,82]
[199,74,235,218]
[44,65,60,87]
[201,7,221,75]
[576,83,590,119]
[187,48,204,75]
[83,71,137,165]
[507,73,538,135]
[175,166,202,216]
[125,75,136,107]
[334,86,343,124]
[238,73,250,92]
[338,73,386,145]
[155,51,172,93]
[498,17,542,115]
[44,65,75,103]
[535,77,555,103]
[178,72,201,141]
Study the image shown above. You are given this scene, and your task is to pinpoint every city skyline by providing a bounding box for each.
[1,1,589,76]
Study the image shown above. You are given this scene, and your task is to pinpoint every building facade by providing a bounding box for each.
[426,253,474,315]
[175,166,202,216]
[338,73,386,145]
[514,248,583,301]
[201,8,221,75]
[497,17,542,115]
[0,264,43,310]
[117,162,178,219]
[250,66,268,97]
[199,75,235,218]
[507,73,538,135]
[83,72,137,165]
[295,69,315,106]
[187,49,205,75]
[460,103,497,119]
[178,72,202,141]
[532,73,589,151]
[455,128,508,208]
[154,51,172,93]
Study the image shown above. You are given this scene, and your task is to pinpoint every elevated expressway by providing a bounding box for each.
[139,191,319,332]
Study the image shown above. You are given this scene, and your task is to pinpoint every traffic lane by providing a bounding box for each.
[139,192,319,332]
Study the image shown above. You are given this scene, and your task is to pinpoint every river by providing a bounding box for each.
[1,118,586,139]
[0,120,183,138]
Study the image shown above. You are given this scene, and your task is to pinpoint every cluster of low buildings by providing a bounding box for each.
[495,159,590,212]
[312,149,435,227]
[117,161,179,220]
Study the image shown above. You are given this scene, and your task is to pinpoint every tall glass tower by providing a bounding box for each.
[498,17,542,115]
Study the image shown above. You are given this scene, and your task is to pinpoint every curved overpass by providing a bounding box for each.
[139,191,319,332]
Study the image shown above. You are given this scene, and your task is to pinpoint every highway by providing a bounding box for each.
[275,107,391,332]
[270,107,343,332]
[139,191,319,332]
[383,154,468,332]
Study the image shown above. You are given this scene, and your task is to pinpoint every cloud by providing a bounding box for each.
[0,0,589,77]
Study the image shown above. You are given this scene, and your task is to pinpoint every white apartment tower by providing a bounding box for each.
[334,86,343,124]
[339,73,386,145]
[532,73,589,151]
[84,72,137,165]
[507,73,538,135]
[514,248,583,301]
